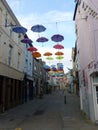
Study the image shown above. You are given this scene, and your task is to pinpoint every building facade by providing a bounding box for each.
[33,58,48,97]
[73,0,98,122]
[0,0,25,112]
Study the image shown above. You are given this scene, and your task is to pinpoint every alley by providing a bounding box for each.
[0,90,98,130]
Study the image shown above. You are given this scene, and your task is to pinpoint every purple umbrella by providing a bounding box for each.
[21,38,33,44]
[31,24,46,33]
[36,37,49,46]
[36,37,48,42]
[51,34,64,42]
[12,26,27,34]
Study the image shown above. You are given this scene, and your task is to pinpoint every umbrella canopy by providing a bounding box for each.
[36,37,49,42]
[46,56,54,60]
[51,34,64,42]
[56,56,64,60]
[27,46,37,52]
[43,52,52,56]
[51,65,56,68]
[31,24,46,33]
[43,65,51,71]
[12,26,27,34]
[55,51,64,55]
[32,52,41,58]
[53,44,64,49]
[43,64,50,68]
[21,38,33,44]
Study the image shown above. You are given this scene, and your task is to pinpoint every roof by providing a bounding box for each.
[73,2,78,20]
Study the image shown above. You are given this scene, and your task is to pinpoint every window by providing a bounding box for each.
[17,52,20,68]
[8,45,13,65]
[5,12,8,27]
[25,59,28,71]
[0,7,2,24]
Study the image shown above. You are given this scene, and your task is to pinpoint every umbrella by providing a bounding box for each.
[51,67,57,72]
[43,64,50,69]
[43,52,52,56]
[46,56,54,64]
[46,56,54,60]
[12,26,27,34]
[27,46,38,52]
[43,65,51,71]
[51,65,56,68]
[36,37,48,42]
[51,34,64,42]
[36,37,49,46]
[56,56,64,60]
[53,44,64,49]
[55,51,64,55]
[56,56,64,63]
[21,38,33,44]
[31,24,46,33]
[32,52,41,58]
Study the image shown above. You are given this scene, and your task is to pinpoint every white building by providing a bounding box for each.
[73,0,98,122]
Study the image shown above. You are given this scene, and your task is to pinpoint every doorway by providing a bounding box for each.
[93,85,98,120]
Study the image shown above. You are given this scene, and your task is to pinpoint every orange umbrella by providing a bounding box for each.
[55,51,64,55]
[43,52,52,56]
[32,51,41,58]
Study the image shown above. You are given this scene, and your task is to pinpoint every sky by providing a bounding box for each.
[6,0,76,73]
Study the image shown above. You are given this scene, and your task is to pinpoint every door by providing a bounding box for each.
[93,86,98,120]
[96,86,98,110]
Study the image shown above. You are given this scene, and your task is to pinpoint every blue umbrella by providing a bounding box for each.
[12,26,27,34]
[31,24,46,33]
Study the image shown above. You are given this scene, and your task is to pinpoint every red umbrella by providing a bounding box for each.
[53,44,64,49]
[27,46,38,52]
[51,34,64,42]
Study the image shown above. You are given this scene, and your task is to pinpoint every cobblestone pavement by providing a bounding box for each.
[0,90,98,130]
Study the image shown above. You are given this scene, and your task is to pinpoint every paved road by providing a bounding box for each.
[0,90,98,130]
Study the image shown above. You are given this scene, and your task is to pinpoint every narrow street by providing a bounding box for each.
[0,90,98,130]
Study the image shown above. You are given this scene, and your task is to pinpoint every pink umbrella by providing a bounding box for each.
[53,44,64,49]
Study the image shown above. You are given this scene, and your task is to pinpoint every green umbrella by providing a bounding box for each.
[46,56,54,60]
[46,56,54,64]
[56,56,64,60]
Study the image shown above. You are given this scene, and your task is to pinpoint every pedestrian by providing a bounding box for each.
[63,89,67,104]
